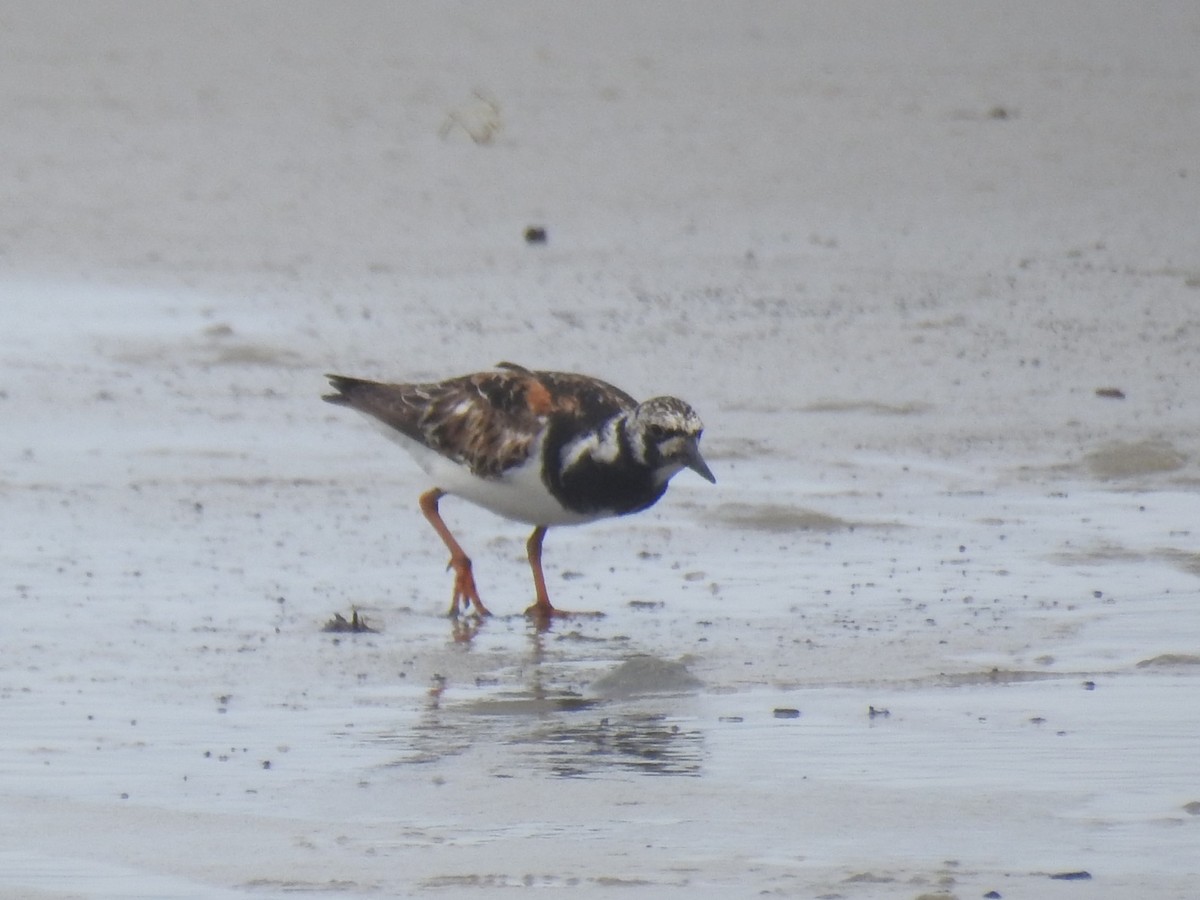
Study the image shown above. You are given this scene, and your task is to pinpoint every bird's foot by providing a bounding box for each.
[446,556,491,618]
[523,601,604,630]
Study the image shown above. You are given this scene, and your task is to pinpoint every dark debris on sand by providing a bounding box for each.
[321,610,378,633]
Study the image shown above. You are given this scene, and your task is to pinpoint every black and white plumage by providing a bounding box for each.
[323,363,715,620]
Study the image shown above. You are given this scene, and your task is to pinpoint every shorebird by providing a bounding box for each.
[323,363,714,620]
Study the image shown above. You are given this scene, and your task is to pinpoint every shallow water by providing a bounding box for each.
[4,450,1199,898]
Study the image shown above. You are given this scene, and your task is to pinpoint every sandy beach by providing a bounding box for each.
[3,3,1200,897]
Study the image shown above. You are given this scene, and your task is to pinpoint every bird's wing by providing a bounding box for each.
[326,367,631,478]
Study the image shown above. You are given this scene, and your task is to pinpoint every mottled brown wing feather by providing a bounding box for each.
[420,371,541,476]
[514,366,638,420]
[325,367,635,478]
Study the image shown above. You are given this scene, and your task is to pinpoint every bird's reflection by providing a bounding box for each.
[366,618,704,777]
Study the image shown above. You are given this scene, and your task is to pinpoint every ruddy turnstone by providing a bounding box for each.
[323,363,715,620]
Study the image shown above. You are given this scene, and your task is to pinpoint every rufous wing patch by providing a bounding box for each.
[525,377,554,416]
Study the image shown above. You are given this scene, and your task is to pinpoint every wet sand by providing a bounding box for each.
[4,3,1200,898]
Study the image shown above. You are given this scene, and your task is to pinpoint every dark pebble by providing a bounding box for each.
[1049,871,1092,881]
[773,708,801,719]
[524,225,548,244]
[983,892,1002,899]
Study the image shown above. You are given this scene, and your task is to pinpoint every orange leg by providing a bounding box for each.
[419,489,491,617]
[523,525,562,621]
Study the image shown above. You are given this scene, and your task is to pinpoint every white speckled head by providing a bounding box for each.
[628,397,715,484]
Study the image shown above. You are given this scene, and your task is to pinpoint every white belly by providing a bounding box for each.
[366,418,600,526]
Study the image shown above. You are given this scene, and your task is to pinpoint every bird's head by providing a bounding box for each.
[627,396,716,485]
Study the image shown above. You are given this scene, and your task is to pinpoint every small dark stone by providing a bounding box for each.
[524,225,548,244]
[1049,871,1092,881]
[1082,680,1096,690]
[628,599,664,610]
[984,892,1002,899]
[1095,387,1125,399]
[773,708,801,719]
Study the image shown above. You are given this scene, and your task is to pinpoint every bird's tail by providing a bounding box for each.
[322,373,378,406]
